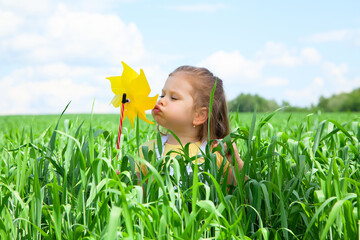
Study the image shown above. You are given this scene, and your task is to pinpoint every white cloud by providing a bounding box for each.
[283,62,360,107]
[322,62,348,85]
[141,64,168,96]
[265,77,289,87]
[2,63,111,86]
[0,76,98,114]
[0,0,51,14]
[256,42,301,67]
[0,4,164,115]
[303,29,360,46]
[356,32,360,46]
[301,47,322,64]
[197,45,325,103]
[6,33,47,50]
[36,63,93,78]
[256,42,323,67]
[0,61,165,115]
[0,10,23,37]
[322,61,360,93]
[168,3,227,13]
[313,76,324,87]
[304,29,352,43]
[284,77,325,106]
[3,5,145,65]
[198,50,264,81]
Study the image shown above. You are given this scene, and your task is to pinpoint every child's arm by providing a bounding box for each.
[225,142,246,186]
[214,141,247,185]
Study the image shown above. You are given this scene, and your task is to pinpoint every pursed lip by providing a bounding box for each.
[152,104,162,113]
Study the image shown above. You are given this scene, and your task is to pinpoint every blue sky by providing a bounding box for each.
[1,0,359,114]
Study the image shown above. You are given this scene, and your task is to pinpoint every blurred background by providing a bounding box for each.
[1,0,359,115]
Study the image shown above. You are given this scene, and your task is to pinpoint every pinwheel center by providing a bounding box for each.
[122,93,130,104]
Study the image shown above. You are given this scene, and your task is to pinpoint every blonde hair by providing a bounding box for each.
[169,66,230,141]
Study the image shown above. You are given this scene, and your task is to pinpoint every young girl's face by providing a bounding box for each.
[152,72,196,132]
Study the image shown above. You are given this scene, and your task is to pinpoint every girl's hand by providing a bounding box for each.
[213,139,246,185]
[212,139,238,162]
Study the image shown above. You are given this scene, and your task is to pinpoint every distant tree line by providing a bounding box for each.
[227,88,360,112]
[228,93,279,112]
[317,88,360,112]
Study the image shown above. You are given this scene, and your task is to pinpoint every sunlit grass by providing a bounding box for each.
[0,110,359,239]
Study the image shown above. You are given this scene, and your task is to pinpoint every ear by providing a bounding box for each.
[193,107,208,126]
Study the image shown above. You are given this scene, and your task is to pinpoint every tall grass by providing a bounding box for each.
[0,110,359,239]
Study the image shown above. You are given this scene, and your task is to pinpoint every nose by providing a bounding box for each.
[158,96,166,106]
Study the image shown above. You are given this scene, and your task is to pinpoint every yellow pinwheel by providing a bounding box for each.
[107,61,158,149]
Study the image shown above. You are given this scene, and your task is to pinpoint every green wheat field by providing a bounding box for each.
[1,108,359,239]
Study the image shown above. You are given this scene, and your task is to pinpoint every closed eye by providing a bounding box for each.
[159,94,177,100]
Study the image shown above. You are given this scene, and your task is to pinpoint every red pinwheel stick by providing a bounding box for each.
[117,93,128,151]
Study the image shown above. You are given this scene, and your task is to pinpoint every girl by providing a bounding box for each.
[137,65,244,185]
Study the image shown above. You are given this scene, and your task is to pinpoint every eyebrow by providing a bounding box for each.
[161,89,182,96]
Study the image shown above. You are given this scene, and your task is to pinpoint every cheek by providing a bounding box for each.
[170,103,193,120]
[169,102,186,113]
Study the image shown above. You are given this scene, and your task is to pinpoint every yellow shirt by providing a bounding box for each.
[137,139,228,176]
